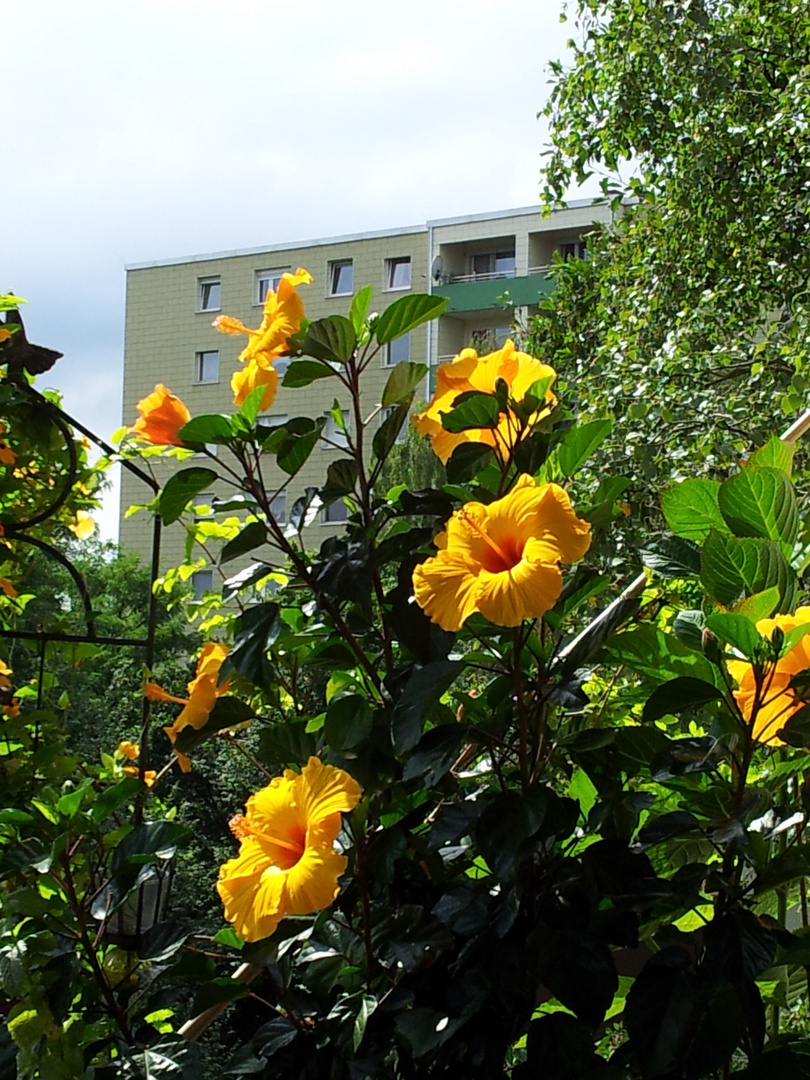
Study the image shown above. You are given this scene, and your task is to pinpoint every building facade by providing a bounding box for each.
[119,200,611,582]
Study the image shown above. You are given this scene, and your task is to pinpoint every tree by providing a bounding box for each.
[531,0,810,530]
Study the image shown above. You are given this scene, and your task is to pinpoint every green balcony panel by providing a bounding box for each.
[432,273,556,313]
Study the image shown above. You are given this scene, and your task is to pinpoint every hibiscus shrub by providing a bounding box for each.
[6,278,810,1078]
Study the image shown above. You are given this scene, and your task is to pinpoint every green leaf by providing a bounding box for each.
[177,414,234,445]
[392,661,463,753]
[159,468,218,525]
[717,467,799,547]
[700,530,795,609]
[324,695,374,751]
[191,977,250,1014]
[440,392,500,433]
[641,535,701,578]
[661,479,727,542]
[277,420,324,475]
[353,995,377,1053]
[735,586,780,622]
[237,386,267,427]
[603,624,720,686]
[56,779,94,818]
[642,676,725,722]
[705,612,764,660]
[375,293,447,344]
[381,362,428,406]
[219,520,267,565]
[554,418,613,477]
[90,777,144,822]
[301,315,356,363]
[282,359,336,388]
[173,696,256,754]
[748,437,793,475]
[231,603,282,686]
[349,285,373,336]
[373,402,409,462]
[445,441,494,483]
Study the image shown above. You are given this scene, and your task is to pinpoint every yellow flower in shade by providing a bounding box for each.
[0,659,19,718]
[412,340,557,464]
[128,384,191,446]
[0,578,17,599]
[217,756,362,943]
[0,328,11,344]
[214,268,312,411]
[144,643,229,771]
[123,766,157,788]
[413,475,591,631]
[728,608,810,746]
[117,740,139,761]
[68,511,95,540]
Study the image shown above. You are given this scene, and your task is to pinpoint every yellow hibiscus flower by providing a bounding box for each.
[728,608,810,746]
[128,384,191,446]
[145,642,230,771]
[412,340,557,465]
[214,268,312,411]
[68,510,95,540]
[217,756,361,943]
[413,475,591,631]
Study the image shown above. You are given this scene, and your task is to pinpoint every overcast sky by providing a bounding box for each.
[4,0,588,538]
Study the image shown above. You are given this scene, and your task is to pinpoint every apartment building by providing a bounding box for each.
[119,200,610,583]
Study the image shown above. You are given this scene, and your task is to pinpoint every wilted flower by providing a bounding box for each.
[129,384,191,446]
[217,756,361,942]
[145,643,229,771]
[728,608,810,745]
[412,340,557,464]
[413,475,591,630]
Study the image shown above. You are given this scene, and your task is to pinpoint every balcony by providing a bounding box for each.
[432,270,555,314]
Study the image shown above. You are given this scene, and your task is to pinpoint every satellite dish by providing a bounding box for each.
[431,255,445,284]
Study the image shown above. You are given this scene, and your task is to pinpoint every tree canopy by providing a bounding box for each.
[532,0,810,517]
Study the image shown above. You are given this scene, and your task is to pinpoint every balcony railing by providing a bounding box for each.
[527,265,552,276]
[448,269,517,284]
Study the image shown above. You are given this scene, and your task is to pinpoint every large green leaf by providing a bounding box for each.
[282,359,336,388]
[603,624,720,686]
[392,661,463,753]
[705,612,764,660]
[440,392,500,433]
[158,468,217,525]
[381,361,428,406]
[231,603,283,686]
[277,420,324,475]
[324,694,374,751]
[372,402,409,461]
[642,676,725,722]
[700,530,795,609]
[748,436,793,475]
[375,294,447,344]
[717,466,799,547]
[661,479,727,542]
[219,520,268,565]
[349,285,373,336]
[301,315,356,363]
[177,414,234,445]
[173,696,256,754]
[554,417,613,477]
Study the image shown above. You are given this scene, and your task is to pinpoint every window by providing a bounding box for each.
[324,500,348,524]
[195,350,219,383]
[471,251,516,279]
[198,277,221,311]
[329,260,353,296]
[470,327,512,353]
[193,493,214,521]
[559,240,587,261]
[255,267,290,305]
[269,492,286,524]
[385,333,410,366]
[191,570,214,600]
[386,256,411,291]
[322,411,349,450]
